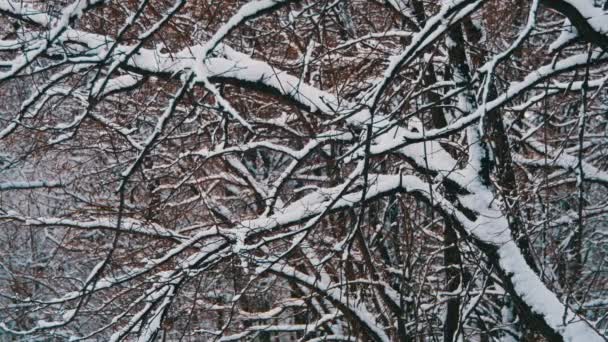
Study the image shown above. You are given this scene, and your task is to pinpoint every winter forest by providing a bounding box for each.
[1,0,608,341]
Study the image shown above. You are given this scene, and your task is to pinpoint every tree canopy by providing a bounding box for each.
[1,0,608,341]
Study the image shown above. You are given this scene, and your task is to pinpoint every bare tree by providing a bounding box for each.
[1,0,608,341]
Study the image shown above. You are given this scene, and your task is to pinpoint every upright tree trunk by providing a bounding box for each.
[408,1,464,340]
